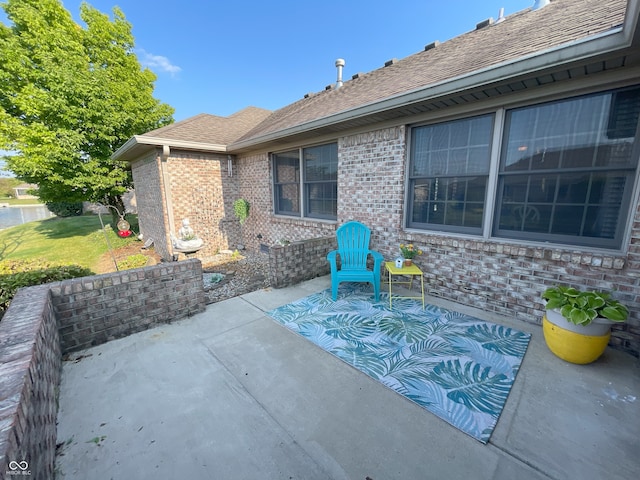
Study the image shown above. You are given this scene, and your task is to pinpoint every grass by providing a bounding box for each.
[0,214,140,271]
[0,197,44,205]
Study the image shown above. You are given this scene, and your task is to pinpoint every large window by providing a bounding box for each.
[273,143,337,220]
[408,115,494,234]
[407,86,640,250]
[495,87,640,248]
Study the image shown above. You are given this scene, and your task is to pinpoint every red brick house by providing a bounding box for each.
[113,0,640,357]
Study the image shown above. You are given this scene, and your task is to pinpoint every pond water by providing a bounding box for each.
[0,205,55,230]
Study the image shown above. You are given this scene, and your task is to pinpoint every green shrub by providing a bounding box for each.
[0,259,93,319]
[233,198,250,224]
[46,201,84,217]
[117,254,148,270]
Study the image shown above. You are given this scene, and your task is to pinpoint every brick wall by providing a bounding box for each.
[129,123,640,357]
[338,127,406,248]
[235,153,338,250]
[240,125,639,357]
[51,259,206,353]
[335,126,640,357]
[132,149,245,261]
[402,235,639,356]
[268,236,336,288]
[167,151,240,257]
[235,153,271,250]
[0,260,206,479]
[0,285,60,480]
[131,151,170,259]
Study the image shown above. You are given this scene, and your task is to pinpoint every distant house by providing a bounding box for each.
[113,0,640,357]
[13,183,38,199]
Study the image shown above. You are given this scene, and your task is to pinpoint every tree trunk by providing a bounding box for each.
[104,194,126,228]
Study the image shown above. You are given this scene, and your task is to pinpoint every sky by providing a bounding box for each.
[1,0,535,122]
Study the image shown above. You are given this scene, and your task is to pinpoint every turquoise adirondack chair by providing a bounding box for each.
[327,221,384,301]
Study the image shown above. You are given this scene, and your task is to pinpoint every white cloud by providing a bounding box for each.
[137,49,181,77]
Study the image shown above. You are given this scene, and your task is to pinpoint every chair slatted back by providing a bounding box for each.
[336,221,371,270]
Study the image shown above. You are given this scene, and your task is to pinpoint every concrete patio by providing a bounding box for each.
[55,275,640,480]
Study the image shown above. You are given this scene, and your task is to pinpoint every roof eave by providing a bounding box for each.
[112,135,227,162]
[229,16,637,153]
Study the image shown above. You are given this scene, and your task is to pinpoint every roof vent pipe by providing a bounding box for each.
[495,7,505,24]
[335,58,345,89]
[532,0,551,10]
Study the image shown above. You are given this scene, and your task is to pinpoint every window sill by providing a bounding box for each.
[272,214,337,226]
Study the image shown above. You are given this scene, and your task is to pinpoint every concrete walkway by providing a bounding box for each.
[55,276,640,480]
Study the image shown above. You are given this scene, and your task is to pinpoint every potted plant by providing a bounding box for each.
[399,243,423,266]
[541,285,629,364]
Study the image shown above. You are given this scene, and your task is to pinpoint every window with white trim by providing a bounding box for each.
[407,85,640,249]
[273,143,337,220]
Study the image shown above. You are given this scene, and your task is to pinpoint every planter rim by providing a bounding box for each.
[544,308,613,336]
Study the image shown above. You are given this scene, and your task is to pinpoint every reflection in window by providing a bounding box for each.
[304,144,338,219]
[408,115,493,233]
[495,86,640,248]
[273,143,337,220]
[273,151,300,216]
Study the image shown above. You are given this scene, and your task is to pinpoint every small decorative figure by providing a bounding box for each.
[178,218,196,240]
[172,218,203,252]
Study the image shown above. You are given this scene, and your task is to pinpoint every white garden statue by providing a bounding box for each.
[172,218,204,252]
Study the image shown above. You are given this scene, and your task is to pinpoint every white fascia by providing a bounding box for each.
[112,135,227,161]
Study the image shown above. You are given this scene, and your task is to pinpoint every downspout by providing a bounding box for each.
[159,144,177,259]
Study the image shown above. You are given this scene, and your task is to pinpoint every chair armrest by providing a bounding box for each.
[327,250,339,274]
[369,250,384,266]
[369,250,384,280]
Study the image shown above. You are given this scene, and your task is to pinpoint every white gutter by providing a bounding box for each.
[230,7,638,152]
[112,135,227,161]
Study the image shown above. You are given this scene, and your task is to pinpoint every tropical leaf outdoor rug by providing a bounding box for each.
[266,284,531,443]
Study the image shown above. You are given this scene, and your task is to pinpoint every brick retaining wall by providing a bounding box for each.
[268,236,336,288]
[0,285,59,480]
[0,260,205,479]
[51,259,206,353]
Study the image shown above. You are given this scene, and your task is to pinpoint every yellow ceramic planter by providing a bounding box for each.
[542,310,611,364]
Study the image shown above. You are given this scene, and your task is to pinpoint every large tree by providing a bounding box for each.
[0,0,173,217]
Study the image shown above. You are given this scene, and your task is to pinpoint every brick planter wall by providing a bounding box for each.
[268,236,336,288]
[0,285,60,480]
[51,259,206,353]
[0,260,205,479]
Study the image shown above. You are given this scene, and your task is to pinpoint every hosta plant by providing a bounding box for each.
[542,285,629,326]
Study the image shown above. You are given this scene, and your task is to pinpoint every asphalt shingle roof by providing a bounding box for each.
[131,0,629,153]
[236,0,627,143]
[143,106,272,145]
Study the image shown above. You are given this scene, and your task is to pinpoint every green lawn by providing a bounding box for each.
[0,215,140,271]
[0,197,44,205]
